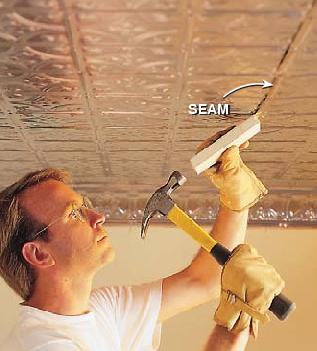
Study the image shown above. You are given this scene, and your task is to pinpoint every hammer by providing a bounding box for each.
[141,171,295,321]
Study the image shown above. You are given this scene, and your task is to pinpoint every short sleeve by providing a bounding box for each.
[90,280,162,351]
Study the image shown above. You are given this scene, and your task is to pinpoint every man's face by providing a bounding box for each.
[19,180,115,276]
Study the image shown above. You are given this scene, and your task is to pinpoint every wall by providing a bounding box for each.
[0,225,316,350]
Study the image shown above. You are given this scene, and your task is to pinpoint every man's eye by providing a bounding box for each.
[70,209,79,219]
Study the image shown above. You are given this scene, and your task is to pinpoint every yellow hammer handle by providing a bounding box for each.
[167,204,217,251]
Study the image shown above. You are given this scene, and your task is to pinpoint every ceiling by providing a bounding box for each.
[0,0,316,226]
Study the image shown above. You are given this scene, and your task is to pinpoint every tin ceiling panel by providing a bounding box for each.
[0,0,316,225]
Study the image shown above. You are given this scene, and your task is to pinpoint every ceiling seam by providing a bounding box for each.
[59,0,112,177]
[252,0,316,116]
[255,1,317,180]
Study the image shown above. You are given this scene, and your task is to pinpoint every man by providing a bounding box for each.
[0,137,284,350]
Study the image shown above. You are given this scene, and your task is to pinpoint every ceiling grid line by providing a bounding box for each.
[257,1,317,180]
[59,0,112,176]
[161,0,198,175]
[253,0,315,116]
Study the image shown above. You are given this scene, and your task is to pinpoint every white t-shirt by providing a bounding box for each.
[1,280,162,351]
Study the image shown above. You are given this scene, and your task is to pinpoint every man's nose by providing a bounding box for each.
[89,209,106,228]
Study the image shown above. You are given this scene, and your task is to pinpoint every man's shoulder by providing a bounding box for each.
[89,280,162,317]
[89,281,162,306]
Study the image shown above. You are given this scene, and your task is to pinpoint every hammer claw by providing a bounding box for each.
[141,210,155,239]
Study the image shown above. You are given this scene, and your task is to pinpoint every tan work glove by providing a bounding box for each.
[214,244,285,338]
[196,128,268,211]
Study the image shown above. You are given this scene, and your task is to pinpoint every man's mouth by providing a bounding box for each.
[97,234,108,243]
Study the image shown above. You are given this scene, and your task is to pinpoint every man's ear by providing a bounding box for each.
[22,242,55,268]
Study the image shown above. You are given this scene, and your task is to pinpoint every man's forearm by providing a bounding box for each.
[204,326,249,351]
[186,205,248,291]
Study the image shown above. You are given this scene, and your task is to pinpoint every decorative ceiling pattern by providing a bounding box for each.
[0,0,316,226]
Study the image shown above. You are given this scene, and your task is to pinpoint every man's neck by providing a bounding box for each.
[23,271,94,316]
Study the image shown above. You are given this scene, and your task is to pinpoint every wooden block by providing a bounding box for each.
[191,116,261,174]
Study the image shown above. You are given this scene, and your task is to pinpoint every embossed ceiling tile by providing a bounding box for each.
[245,162,285,180]
[92,75,174,97]
[26,127,94,141]
[7,90,81,110]
[49,159,105,171]
[0,15,63,45]
[275,77,317,97]
[283,49,317,76]
[76,9,179,33]
[0,161,42,176]
[250,140,303,153]
[108,150,162,163]
[178,113,244,129]
[298,163,317,174]
[186,75,271,104]
[170,150,198,163]
[265,98,315,115]
[19,113,89,129]
[38,140,96,152]
[174,140,210,152]
[82,30,178,52]
[0,126,20,139]
[7,0,63,21]
[0,117,14,128]
[255,127,312,141]
[202,0,312,11]
[262,114,317,128]
[176,127,220,147]
[194,12,304,48]
[0,151,37,162]
[75,0,179,11]
[100,114,169,129]
[0,61,27,80]
[24,61,77,84]
[285,167,317,180]
[45,151,100,163]
[110,161,162,177]
[100,127,167,142]
[166,164,196,176]
[242,150,289,163]
[104,141,164,152]
[3,81,80,101]
[0,139,26,151]
[16,31,71,58]
[310,143,317,152]
[85,48,177,75]
[175,127,215,142]
[189,47,284,76]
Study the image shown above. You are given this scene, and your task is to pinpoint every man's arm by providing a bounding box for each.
[159,138,267,322]
[186,205,248,291]
[203,326,249,351]
[159,206,248,321]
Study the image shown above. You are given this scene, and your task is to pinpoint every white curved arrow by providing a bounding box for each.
[223,80,273,99]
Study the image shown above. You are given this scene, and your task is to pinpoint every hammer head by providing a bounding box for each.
[141,171,187,239]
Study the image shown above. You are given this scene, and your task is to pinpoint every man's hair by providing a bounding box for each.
[0,168,71,300]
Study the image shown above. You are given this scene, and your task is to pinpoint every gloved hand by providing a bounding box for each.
[214,243,285,338]
[196,128,268,211]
